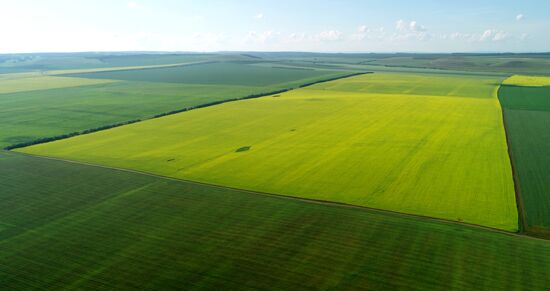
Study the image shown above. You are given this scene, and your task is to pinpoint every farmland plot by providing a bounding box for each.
[0,61,351,148]
[19,73,518,230]
[62,62,343,87]
[499,77,550,237]
[0,152,548,290]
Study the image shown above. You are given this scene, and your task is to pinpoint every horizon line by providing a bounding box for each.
[1,50,550,56]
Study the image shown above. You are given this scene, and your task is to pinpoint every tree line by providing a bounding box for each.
[5,71,369,151]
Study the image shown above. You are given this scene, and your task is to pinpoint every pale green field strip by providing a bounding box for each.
[320,63,509,77]
[503,75,550,87]
[310,71,502,98]
[0,63,352,149]
[20,73,518,231]
[0,60,217,94]
[46,60,213,75]
[0,75,117,94]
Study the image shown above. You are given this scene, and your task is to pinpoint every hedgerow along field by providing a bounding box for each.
[499,75,550,238]
[1,151,548,290]
[0,60,353,149]
[20,72,518,231]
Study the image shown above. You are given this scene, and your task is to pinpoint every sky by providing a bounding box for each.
[0,0,549,53]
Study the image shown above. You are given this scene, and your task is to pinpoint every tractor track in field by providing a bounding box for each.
[8,150,549,243]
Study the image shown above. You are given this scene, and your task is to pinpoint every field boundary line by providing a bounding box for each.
[47,60,218,76]
[496,84,529,234]
[344,62,510,77]
[8,150,549,243]
[4,72,369,151]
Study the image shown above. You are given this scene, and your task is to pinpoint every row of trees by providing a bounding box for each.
[5,71,370,151]
[153,88,291,118]
[4,119,141,150]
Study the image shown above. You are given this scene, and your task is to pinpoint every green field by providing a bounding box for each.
[20,72,518,230]
[309,71,501,97]
[0,75,117,94]
[240,52,550,75]
[498,80,550,237]
[4,53,550,289]
[503,75,550,87]
[63,62,343,86]
[366,54,550,75]
[0,61,352,148]
[0,151,548,290]
[0,53,224,74]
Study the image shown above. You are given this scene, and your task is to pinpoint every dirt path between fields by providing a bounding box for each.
[497,85,529,234]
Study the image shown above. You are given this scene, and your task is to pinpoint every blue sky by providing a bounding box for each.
[1,0,548,53]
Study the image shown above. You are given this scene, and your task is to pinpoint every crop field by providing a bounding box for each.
[0,151,548,290]
[0,53,223,74]
[0,61,352,148]
[0,81,275,148]
[308,71,501,97]
[498,78,550,237]
[19,72,518,230]
[0,75,116,94]
[503,75,550,87]
[63,62,343,86]
[3,52,550,290]
[367,54,550,75]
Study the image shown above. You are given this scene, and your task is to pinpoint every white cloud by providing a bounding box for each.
[480,29,493,41]
[127,2,143,9]
[451,29,508,43]
[350,26,368,41]
[492,31,507,41]
[245,30,279,43]
[316,30,343,41]
[288,32,306,42]
[409,21,426,32]
[479,29,508,42]
[516,14,524,21]
[396,19,407,31]
[279,30,344,45]
[390,32,431,42]
[355,26,386,41]
[254,13,264,20]
[391,20,429,42]
[449,32,474,42]
[396,20,426,33]
[520,33,529,40]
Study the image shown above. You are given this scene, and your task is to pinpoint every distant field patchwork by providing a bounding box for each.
[62,62,341,86]
[0,75,116,94]
[20,72,518,230]
[368,55,550,75]
[499,76,550,237]
[0,61,351,148]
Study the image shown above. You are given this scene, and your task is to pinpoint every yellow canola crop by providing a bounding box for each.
[19,73,518,231]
